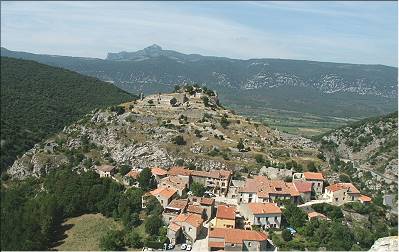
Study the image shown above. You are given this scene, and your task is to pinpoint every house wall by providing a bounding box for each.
[243,240,263,251]
[167,229,180,245]
[225,243,243,251]
[239,192,259,204]
[239,205,281,229]
[308,179,324,195]
[300,192,311,203]
[325,189,347,205]
[181,223,201,242]
[215,218,235,229]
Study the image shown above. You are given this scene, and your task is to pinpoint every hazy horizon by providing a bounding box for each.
[1,1,398,66]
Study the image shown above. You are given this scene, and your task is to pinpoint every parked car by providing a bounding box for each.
[186,245,192,251]
[181,244,187,250]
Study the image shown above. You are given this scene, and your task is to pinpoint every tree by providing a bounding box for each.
[339,174,351,183]
[237,139,245,151]
[220,115,229,129]
[283,203,307,229]
[170,97,177,106]
[137,168,156,191]
[119,164,131,176]
[191,182,206,197]
[201,96,210,107]
[307,162,318,172]
[172,135,186,145]
[124,231,143,248]
[99,230,124,251]
[145,196,163,215]
[145,215,163,236]
[255,154,264,164]
[282,229,293,241]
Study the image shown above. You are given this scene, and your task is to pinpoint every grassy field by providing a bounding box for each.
[52,213,122,251]
[228,106,357,138]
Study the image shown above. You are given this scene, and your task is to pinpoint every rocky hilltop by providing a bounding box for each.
[7,86,321,180]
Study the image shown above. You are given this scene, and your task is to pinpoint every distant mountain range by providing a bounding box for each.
[1,45,397,118]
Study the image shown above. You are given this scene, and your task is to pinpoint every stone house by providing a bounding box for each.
[159,175,188,196]
[208,228,270,251]
[227,180,245,200]
[167,213,204,245]
[95,165,115,178]
[163,199,189,225]
[307,211,328,221]
[151,167,168,183]
[188,196,215,221]
[293,181,312,203]
[191,169,232,196]
[212,205,236,229]
[293,172,324,196]
[238,176,300,205]
[324,183,361,205]
[239,203,282,229]
[142,187,177,209]
[168,166,192,184]
[123,169,140,187]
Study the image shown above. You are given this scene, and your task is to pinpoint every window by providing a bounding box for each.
[274,216,278,221]
[335,198,338,202]
[266,217,269,221]
[189,227,192,231]
[318,183,320,186]
[257,217,261,222]
[231,244,235,247]
[248,242,252,247]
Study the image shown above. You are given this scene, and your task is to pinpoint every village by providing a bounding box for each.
[95,163,373,251]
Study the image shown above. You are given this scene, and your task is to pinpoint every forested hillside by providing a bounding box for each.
[0,57,136,172]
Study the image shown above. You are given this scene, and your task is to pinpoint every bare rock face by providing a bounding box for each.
[369,236,398,252]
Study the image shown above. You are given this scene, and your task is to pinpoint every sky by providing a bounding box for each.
[1,1,397,66]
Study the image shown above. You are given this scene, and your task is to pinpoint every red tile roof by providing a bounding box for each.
[247,203,282,215]
[192,169,232,179]
[172,213,203,227]
[187,204,205,215]
[208,241,225,248]
[303,172,324,181]
[126,170,140,179]
[209,228,268,244]
[151,167,168,176]
[168,166,192,176]
[96,164,115,172]
[239,177,300,198]
[168,222,181,232]
[190,196,215,206]
[293,181,312,193]
[308,211,327,219]
[326,183,360,194]
[160,176,188,190]
[166,199,189,210]
[149,187,177,199]
[216,205,236,220]
[359,194,372,202]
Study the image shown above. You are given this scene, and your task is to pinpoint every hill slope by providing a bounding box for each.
[318,112,398,197]
[2,46,397,119]
[7,86,323,179]
[0,57,136,172]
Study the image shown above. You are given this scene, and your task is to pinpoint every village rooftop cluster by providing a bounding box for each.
[96,164,372,251]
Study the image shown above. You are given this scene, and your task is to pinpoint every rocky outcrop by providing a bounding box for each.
[369,236,398,252]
